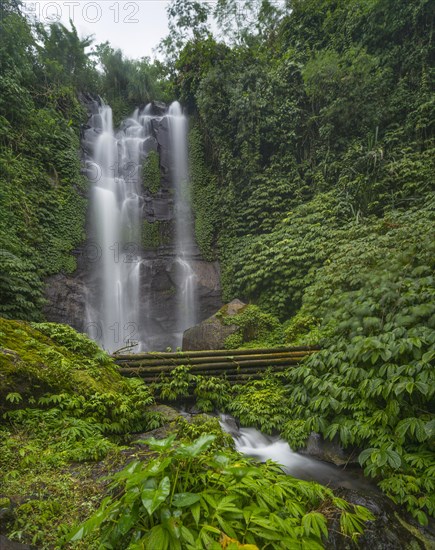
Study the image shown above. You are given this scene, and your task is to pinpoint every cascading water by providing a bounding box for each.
[219,415,370,490]
[86,105,153,352]
[169,102,197,341]
[84,101,198,351]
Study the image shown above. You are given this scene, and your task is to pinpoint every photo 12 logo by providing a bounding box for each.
[85,321,138,346]
[21,1,141,24]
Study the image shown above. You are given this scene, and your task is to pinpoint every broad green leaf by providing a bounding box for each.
[141,476,170,516]
[172,492,201,508]
[191,501,201,526]
[175,434,216,458]
[146,524,169,550]
[386,449,401,469]
[142,434,176,451]
[358,448,376,466]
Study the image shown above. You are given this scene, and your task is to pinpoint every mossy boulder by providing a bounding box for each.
[182,300,284,350]
[0,318,149,416]
[182,299,246,350]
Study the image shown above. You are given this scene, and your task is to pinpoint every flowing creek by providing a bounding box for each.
[219,415,372,491]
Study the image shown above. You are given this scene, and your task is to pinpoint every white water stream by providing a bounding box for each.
[169,102,197,339]
[219,415,369,489]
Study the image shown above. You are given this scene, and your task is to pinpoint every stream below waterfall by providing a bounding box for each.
[216,414,435,548]
[219,415,374,491]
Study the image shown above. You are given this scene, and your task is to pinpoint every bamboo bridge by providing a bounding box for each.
[113,346,319,384]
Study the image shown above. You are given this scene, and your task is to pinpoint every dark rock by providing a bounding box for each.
[182,299,246,351]
[192,260,222,320]
[148,404,181,422]
[43,274,88,333]
[0,498,14,532]
[142,136,158,155]
[89,113,102,130]
[152,197,173,220]
[300,432,359,466]
[150,101,167,116]
[153,117,171,182]
[78,92,100,115]
[0,536,36,549]
[219,415,240,437]
[327,488,435,549]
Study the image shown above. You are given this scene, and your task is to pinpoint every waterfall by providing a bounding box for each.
[169,101,197,341]
[84,101,198,352]
[85,105,144,352]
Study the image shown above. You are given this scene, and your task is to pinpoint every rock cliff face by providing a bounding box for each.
[44,95,222,350]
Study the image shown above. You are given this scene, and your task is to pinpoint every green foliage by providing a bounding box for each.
[193,376,232,412]
[154,365,196,402]
[228,378,289,434]
[0,318,158,433]
[283,313,322,345]
[142,220,160,249]
[153,367,231,413]
[142,150,161,194]
[174,415,234,451]
[33,322,111,363]
[142,220,172,249]
[0,318,164,548]
[279,199,435,521]
[0,2,169,320]
[0,2,90,320]
[67,433,373,549]
[219,304,284,349]
[281,419,312,451]
[189,123,219,260]
[96,43,171,122]
[171,0,434,318]
[36,21,97,91]
[172,2,435,520]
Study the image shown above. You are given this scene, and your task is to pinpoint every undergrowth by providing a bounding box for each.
[0,319,163,548]
[67,434,373,549]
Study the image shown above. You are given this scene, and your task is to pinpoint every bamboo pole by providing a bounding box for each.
[113,345,319,361]
[118,356,304,375]
[118,351,313,368]
[122,372,283,383]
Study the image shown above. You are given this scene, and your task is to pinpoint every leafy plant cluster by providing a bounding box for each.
[0,2,90,319]
[278,199,435,523]
[67,433,373,549]
[0,319,163,546]
[153,366,232,413]
[153,367,289,436]
[142,219,173,250]
[218,304,285,349]
[189,124,220,261]
[142,150,161,194]
[171,0,433,317]
[227,378,289,435]
[168,3,435,520]
[0,319,161,442]
[174,415,234,452]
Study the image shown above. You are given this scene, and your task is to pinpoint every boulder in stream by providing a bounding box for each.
[300,432,359,466]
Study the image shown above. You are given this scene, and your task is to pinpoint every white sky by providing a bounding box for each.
[22,1,174,59]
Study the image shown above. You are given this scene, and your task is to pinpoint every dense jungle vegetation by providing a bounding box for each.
[0,0,434,547]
